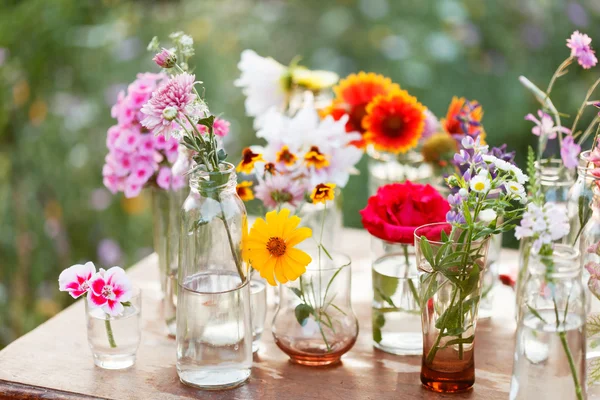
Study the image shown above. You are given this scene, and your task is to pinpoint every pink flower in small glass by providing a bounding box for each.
[213,118,231,137]
[141,72,197,139]
[524,110,570,139]
[88,267,133,316]
[560,134,581,170]
[152,48,177,69]
[566,31,598,69]
[586,261,600,300]
[58,262,96,299]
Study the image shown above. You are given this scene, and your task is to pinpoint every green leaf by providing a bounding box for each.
[440,335,474,349]
[319,244,334,261]
[217,148,227,161]
[373,271,399,305]
[375,287,397,308]
[588,313,600,338]
[419,272,438,309]
[419,236,435,268]
[121,301,131,307]
[589,358,600,386]
[527,305,548,324]
[289,287,303,300]
[372,311,385,343]
[197,115,216,130]
[459,263,481,299]
[441,229,449,243]
[295,303,313,326]
[579,194,593,231]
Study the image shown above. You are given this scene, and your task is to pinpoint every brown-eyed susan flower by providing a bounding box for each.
[276,145,298,166]
[311,183,336,204]
[362,90,426,154]
[304,146,329,169]
[236,181,254,201]
[322,72,400,148]
[264,162,278,175]
[441,96,486,140]
[243,209,312,285]
[237,148,264,174]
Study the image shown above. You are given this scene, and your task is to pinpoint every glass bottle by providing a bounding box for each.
[510,245,585,400]
[568,151,596,245]
[294,188,343,253]
[271,251,358,366]
[479,233,502,320]
[176,162,252,390]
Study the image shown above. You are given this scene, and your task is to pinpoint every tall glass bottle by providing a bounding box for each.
[367,147,433,196]
[175,162,252,390]
[568,151,596,245]
[510,245,585,400]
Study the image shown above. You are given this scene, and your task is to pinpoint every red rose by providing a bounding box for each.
[360,181,450,245]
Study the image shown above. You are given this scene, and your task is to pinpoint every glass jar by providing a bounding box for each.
[151,186,187,337]
[272,251,358,366]
[86,288,142,370]
[372,246,421,355]
[175,162,252,390]
[514,238,533,322]
[568,151,597,245]
[479,233,502,320]
[415,222,491,393]
[510,245,585,400]
[536,159,575,205]
[250,272,267,353]
[367,146,433,196]
[294,189,343,253]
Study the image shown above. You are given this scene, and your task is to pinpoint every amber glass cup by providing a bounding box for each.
[415,223,490,393]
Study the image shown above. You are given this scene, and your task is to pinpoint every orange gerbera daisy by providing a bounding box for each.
[322,72,400,148]
[362,90,426,154]
[441,96,486,140]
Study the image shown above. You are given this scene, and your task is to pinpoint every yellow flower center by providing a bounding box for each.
[474,182,485,191]
[510,185,519,191]
[266,237,287,257]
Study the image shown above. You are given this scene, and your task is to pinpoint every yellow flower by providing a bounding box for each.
[304,146,329,169]
[292,67,339,91]
[237,148,264,174]
[311,183,336,204]
[276,145,298,166]
[236,181,254,201]
[244,209,313,285]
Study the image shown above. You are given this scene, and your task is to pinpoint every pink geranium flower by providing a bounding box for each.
[141,72,197,139]
[567,31,598,69]
[58,262,96,299]
[213,118,231,137]
[88,267,133,316]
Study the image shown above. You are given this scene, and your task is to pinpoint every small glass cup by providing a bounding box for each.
[250,275,267,353]
[372,250,422,355]
[86,288,142,370]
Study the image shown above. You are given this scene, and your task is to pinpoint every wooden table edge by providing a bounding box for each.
[0,380,105,400]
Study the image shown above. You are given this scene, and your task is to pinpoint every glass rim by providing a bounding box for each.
[305,250,351,272]
[413,222,489,246]
[182,273,250,295]
[531,243,580,262]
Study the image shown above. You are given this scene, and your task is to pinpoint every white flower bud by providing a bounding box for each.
[162,106,178,121]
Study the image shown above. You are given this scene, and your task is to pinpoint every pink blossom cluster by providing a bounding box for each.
[102,73,186,198]
[567,31,598,69]
[59,262,133,316]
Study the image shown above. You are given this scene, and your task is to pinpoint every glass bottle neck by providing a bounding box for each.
[188,162,237,197]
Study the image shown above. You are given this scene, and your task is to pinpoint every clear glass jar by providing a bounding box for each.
[294,188,343,253]
[514,238,533,322]
[415,222,490,393]
[272,251,358,366]
[536,159,575,205]
[86,288,141,370]
[510,245,585,400]
[250,272,267,354]
[568,151,597,245]
[372,246,421,355]
[479,233,502,320]
[151,186,187,337]
[175,162,252,390]
[367,146,434,196]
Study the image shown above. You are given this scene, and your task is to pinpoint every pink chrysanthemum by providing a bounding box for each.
[141,72,197,139]
[567,31,598,69]
[254,174,305,209]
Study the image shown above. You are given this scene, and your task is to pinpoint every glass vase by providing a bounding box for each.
[568,151,597,245]
[294,189,343,253]
[510,245,585,400]
[514,238,533,322]
[250,272,267,353]
[86,288,142,370]
[415,222,490,393]
[479,233,502,320]
[151,186,187,337]
[367,146,433,196]
[372,245,422,355]
[271,251,358,366]
[175,162,252,390]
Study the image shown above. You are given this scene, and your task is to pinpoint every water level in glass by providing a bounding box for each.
[164,271,177,337]
[87,305,140,369]
[176,272,252,390]
[510,311,585,400]
[372,258,422,355]
[250,279,267,353]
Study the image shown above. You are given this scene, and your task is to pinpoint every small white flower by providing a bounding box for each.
[482,154,511,172]
[470,175,491,193]
[479,208,497,222]
[458,188,468,197]
[509,164,529,184]
[505,181,526,198]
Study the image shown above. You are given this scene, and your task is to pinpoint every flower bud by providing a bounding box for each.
[446,175,459,188]
[153,48,177,69]
[162,106,178,121]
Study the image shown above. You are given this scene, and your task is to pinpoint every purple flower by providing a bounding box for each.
[566,31,598,69]
[446,210,466,225]
[463,169,472,182]
[525,110,570,139]
[561,135,581,170]
[490,144,516,165]
[454,150,469,165]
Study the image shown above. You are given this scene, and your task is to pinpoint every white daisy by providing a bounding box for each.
[470,175,491,193]
[482,154,511,172]
[479,208,497,222]
[505,181,526,197]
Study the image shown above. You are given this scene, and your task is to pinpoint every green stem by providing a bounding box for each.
[105,317,117,348]
[426,286,459,364]
[559,331,584,400]
[219,201,245,282]
[572,77,600,135]
[403,245,420,309]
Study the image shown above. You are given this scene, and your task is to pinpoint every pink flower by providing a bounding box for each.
[524,110,570,139]
[153,134,168,150]
[129,160,154,184]
[137,134,156,157]
[567,31,598,69]
[420,109,440,141]
[124,175,143,198]
[88,267,133,316]
[106,125,121,150]
[105,153,132,177]
[561,134,581,170]
[152,48,177,69]
[58,262,96,299]
[171,173,186,191]
[588,241,600,255]
[586,261,600,300]
[164,138,179,164]
[141,73,197,139]
[590,147,600,165]
[156,167,172,190]
[255,174,305,209]
[213,118,230,137]
[115,127,140,153]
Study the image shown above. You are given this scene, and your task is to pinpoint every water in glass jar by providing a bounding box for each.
[176,271,252,390]
[250,279,267,353]
[87,305,141,369]
[510,311,586,400]
[372,257,422,355]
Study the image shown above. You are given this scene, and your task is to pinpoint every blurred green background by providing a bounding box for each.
[1,0,599,348]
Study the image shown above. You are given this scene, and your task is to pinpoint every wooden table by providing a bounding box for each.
[0,228,519,399]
